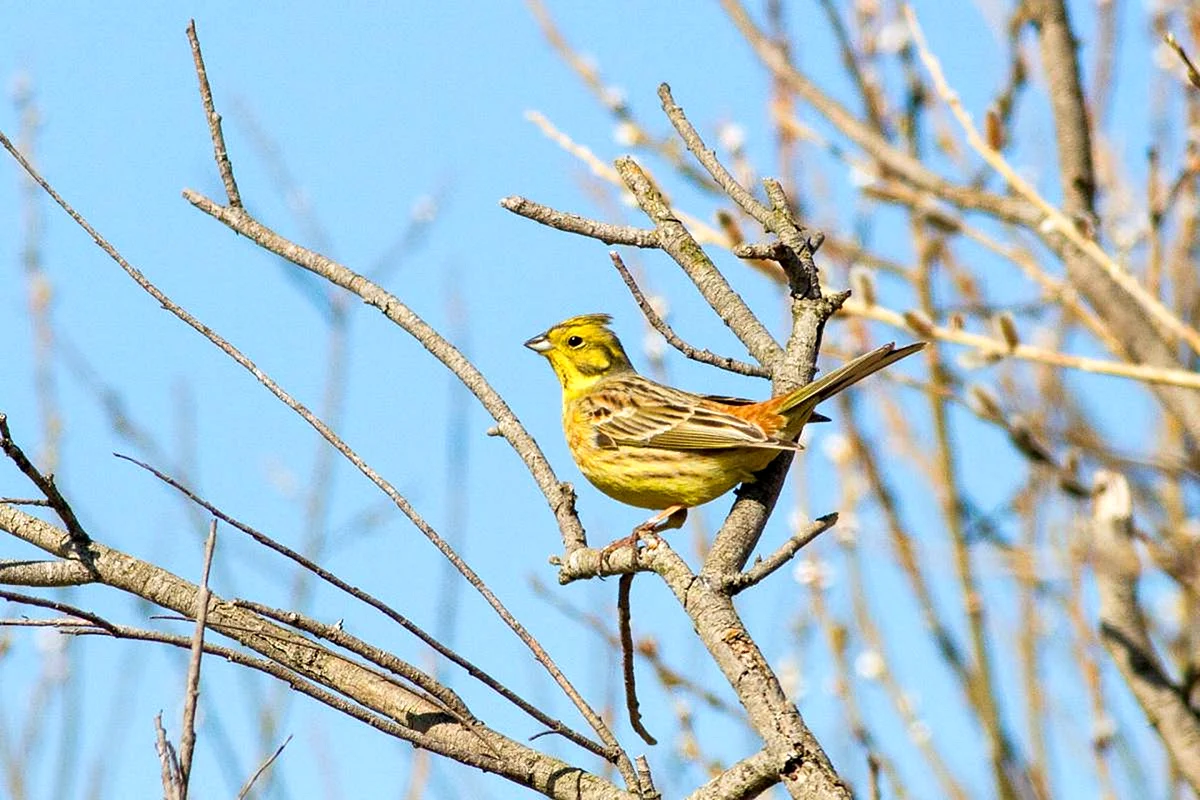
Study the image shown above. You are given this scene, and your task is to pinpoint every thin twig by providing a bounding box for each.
[530,576,744,718]
[1164,32,1200,91]
[614,155,784,370]
[518,110,730,245]
[0,589,117,633]
[177,519,217,796]
[0,414,89,547]
[500,196,660,248]
[634,755,660,800]
[868,754,882,800]
[723,514,837,593]
[658,83,820,298]
[186,21,240,207]
[236,735,293,800]
[608,251,768,377]
[617,574,656,746]
[155,713,183,800]
[14,82,61,477]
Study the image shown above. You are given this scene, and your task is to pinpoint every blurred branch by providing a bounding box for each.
[904,5,1200,359]
[841,299,1200,390]
[1164,32,1200,91]
[236,735,292,800]
[720,0,1037,226]
[14,80,61,475]
[1093,471,1200,794]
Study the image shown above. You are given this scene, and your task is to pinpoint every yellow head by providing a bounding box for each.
[525,314,635,397]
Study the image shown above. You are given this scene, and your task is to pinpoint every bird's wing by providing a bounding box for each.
[700,393,831,423]
[581,378,801,451]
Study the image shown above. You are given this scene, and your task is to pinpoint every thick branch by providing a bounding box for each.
[118,454,606,759]
[686,749,779,800]
[655,543,851,798]
[562,535,851,797]
[0,558,93,587]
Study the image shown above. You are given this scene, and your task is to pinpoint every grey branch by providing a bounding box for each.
[724,514,838,593]
[0,557,94,587]
[0,505,638,800]
[500,196,660,247]
[614,156,784,369]
[608,250,769,378]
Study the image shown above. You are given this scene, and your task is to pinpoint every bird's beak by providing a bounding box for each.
[524,333,553,353]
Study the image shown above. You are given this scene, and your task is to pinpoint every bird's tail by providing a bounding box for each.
[774,341,926,419]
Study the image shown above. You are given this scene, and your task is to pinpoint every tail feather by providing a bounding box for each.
[776,342,926,417]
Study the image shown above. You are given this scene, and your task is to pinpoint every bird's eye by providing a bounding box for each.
[567,335,584,348]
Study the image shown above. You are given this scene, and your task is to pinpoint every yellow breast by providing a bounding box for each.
[563,402,779,510]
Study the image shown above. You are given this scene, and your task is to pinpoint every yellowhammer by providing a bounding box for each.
[526,313,924,536]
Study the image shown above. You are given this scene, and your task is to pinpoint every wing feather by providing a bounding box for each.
[580,377,801,451]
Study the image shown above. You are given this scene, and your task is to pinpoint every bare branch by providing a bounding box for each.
[1163,32,1200,91]
[614,156,784,369]
[617,574,656,747]
[719,0,1038,227]
[0,117,628,782]
[0,558,93,587]
[904,5,1200,360]
[115,454,607,759]
[501,196,660,247]
[177,519,217,795]
[0,414,90,548]
[232,600,471,721]
[724,514,838,593]
[0,505,638,800]
[607,251,769,377]
[0,589,116,633]
[186,20,241,207]
[236,735,292,800]
[154,713,183,800]
[1093,471,1200,794]
[685,749,779,800]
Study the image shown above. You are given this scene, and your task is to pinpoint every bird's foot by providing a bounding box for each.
[597,506,687,569]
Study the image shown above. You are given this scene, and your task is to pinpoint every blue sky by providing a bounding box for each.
[0,3,1175,799]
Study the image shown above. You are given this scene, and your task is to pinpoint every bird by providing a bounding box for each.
[525,313,924,540]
